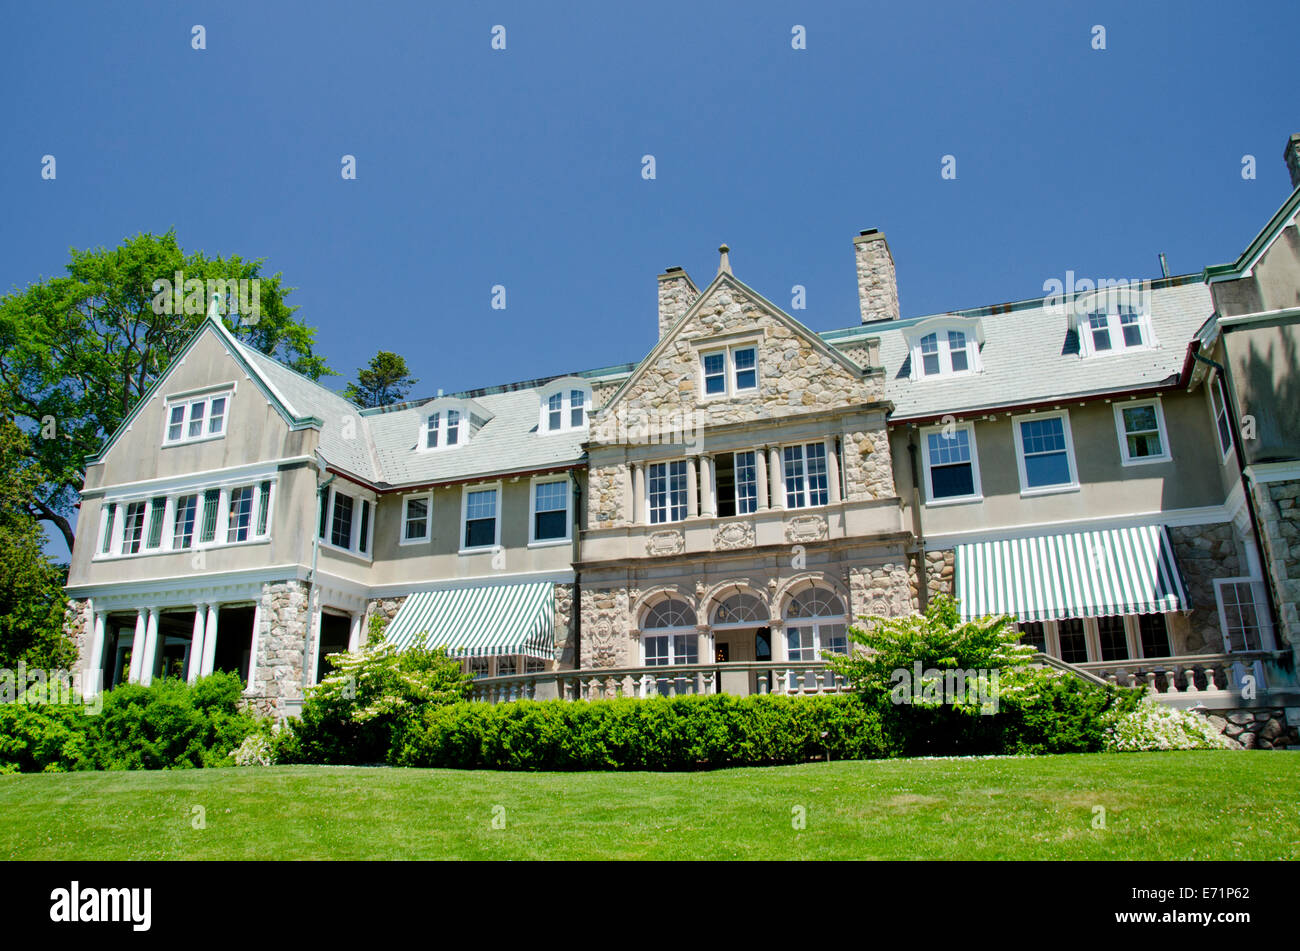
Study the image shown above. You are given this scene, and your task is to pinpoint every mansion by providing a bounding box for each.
[64,138,1300,741]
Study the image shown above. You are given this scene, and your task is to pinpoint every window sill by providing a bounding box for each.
[459,545,501,556]
[93,536,270,561]
[528,537,571,549]
[1018,484,1081,498]
[399,536,432,547]
[1119,455,1172,468]
[319,539,374,562]
[161,432,227,449]
[923,494,984,508]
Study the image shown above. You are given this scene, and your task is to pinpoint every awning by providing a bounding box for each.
[384,581,556,659]
[954,525,1189,622]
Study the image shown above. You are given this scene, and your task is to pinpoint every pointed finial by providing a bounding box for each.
[717,243,731,276]
[207,293,221,321]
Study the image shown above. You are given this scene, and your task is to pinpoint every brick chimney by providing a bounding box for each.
[854,229,899,323]
[657,267,699,339]
[1284,134,1300,191]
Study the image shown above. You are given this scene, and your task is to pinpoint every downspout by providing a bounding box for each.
[303,470,336,690]
[907,431,928,612]
[1191,351,1284,647]
[570,470,582,673]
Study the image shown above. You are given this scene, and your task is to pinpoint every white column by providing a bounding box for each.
[348,612,363,652]
[755,448,769,509]
[307,596,324,685]
[187,605,207,684]
[161,496,177,551]
[246,601,262,692]
[632,463,646,525]
[200,603,220,677]
[110,503,127,555]
[139,607,160,686]
[686,456,699,518]
[128,609,147,682]
[768,447,785,510]
[771,621,788,662]
[86,610,106,698]
[697,626,712,666]
[214,489,230,545]
[825,437,841,504]
[700,456,716,517]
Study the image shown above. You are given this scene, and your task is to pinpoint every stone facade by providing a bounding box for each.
[848,560,913,620]
[554,582,575,667]
[247,580,310,714]
[364,595,408,639]
[63,598,92,685]
[1204,707,1300,749]
[854,231,900,323]
[579,584,633,669]
[907,548,955,610]
[1168,523,1243,653]
[1251,478,1300,662]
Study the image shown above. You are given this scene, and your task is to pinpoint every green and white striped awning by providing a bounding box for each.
[954,525,1189,622]
[385,581,556,659]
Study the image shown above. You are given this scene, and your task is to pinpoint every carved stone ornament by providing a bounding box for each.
[714,521,755,550]
[646,530,685,556]
[784,514,828,544]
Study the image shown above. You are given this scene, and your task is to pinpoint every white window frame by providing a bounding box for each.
[1208,374,1234,462]
[400,493,433,545]
[538,383,592,434]
[908,324,980,379]
[919,421,983,506]
[320,485,376,560]
[93,475,276,560]
[1011,410,1080,497]
[648,460,688,525]
[162,386,234,447]
[698,342,760,400]
[1077,304,1157,357]
[781,442,830,510]
[422,405,470,451]
[1213,577,1276,653]
[528,475,572,547]
[459,482,502,554]
[1113,397,1172,466]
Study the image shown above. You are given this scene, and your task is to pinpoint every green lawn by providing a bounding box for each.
[1,752,1296,860]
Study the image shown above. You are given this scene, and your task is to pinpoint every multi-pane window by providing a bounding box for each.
[547,393,564,430]
[199,489,220,543]
[1057,618,1088,663]
[146,496,167,549]
[783,443,828,509]
[1087,312,1112,352]
[924,426,980,501]
[463,487,498,549]
[541,388,590,432]
[403,497,430,542]
[123,501,146,554]
[700,345,759,397]
[164,391,230,445]
[1116,399,1170,464]
[446,410,460,446]
[648,461,687,524]
[947,331,969,372]
[1015,413,1076,491]
[1210,376,1233,458]
[425,407,469,448]
[256,481,271,536]
[783,587,848,689]
[532,480,568,542]
[1119,306,1144,347]
[919,333,940,375]
[330,492,354,549]
[173,494,197,549]
[1138,614,1171,657]
[1216,580,1269,652]
[734,451,758,515]
[642,597,698,693]
[426,412,440,448]
[1097,615,1129,661]
[1018,621,1047,653]
[1081,306,1150,355]
[226,486,254,543]
[99,505,116,554]
[570,389,586,428]
[915,328,974,377]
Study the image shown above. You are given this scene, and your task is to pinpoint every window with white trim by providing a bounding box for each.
[641,598,699,696]
[921,423,982,503]
[538,384,591,433]
[531,478,570,543]
[783,443,828,509]
[1114,398,1171,465]
[164,390,231,445]
[462,485,500,550]
[1214,578,1273,652]
[424,406,470,449]
[1078,303,1155,356]
[648,461,687,524]
[699,344,759,398]
[1209,375,1233,459]
[714,451,759,518]
[910,325,978,379]
[318,486,372,557]
[402,495,431,543]
[1012,411,1079,494]
[96,480,274,559]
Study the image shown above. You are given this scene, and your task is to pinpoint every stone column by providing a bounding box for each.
[768,447,785,510]
[770,620,788,662]
[86,610,106,697]
[697,625,712,667]
[188,605,207,683]
[201,603,220,677]
[128,608,147,682]
[826,437,841,504]
[686,457,699,518]
[700,456,716,517]
[348,611,363,652]
[755,448,769,509]
[139,607,160,686]
[632,463,646,525]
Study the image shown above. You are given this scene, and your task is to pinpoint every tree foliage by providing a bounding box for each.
[0,230,331,547]
[342,350,418,408]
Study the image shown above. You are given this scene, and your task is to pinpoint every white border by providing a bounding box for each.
[1011,409,1080,496]
[919,421,983,506]
[1112,396,1173,466]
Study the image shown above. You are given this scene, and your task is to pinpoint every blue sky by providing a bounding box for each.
[3,0,1298,555]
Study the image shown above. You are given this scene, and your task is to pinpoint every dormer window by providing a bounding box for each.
[909,319,981,379]
[1075,301,1155,357]
[426,410,462,448]
[422,399,490,450]
[163,388,231,445]
[538,380,591,433]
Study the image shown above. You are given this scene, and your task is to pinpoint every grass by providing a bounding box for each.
[1,751,1296,860]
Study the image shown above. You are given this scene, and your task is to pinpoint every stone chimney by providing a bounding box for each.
[1284,134,1300,191]
[854,229,899,323]
[657,267,699,339]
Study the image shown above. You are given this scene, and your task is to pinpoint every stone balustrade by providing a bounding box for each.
[1073,651,1278,707]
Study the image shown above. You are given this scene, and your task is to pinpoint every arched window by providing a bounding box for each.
[538,380,591,434]
[711,592,766,627]
[782,586,849,659]
[642,598,698,667]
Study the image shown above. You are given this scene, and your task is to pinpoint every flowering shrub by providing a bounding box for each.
[1102,698,1233,751]
[229,731,275,766]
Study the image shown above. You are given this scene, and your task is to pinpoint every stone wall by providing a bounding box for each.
[63,598,92,684]
[1168,523,1243,653]
[554,583,575,668]
[907,549,955,611]
[579,585,633,669]
[364,595,408,642]
[1252,478,1300,662]
[854,231,900,323]
[842,427,895,501]
[587,460,628,530]
[1204,707,1300,749]
[848,560,913,621]
[248,579,310,714]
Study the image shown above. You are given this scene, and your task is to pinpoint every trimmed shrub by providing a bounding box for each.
[391,693,888,770]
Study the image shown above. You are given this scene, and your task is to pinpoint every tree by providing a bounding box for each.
[342,351,418,408]
[0,417,76,670]
[0,230,331,549]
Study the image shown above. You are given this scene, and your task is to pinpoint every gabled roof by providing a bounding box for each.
[1204,184,1300,283]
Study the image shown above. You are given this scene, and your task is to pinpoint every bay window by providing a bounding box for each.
[96,479,274,558]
